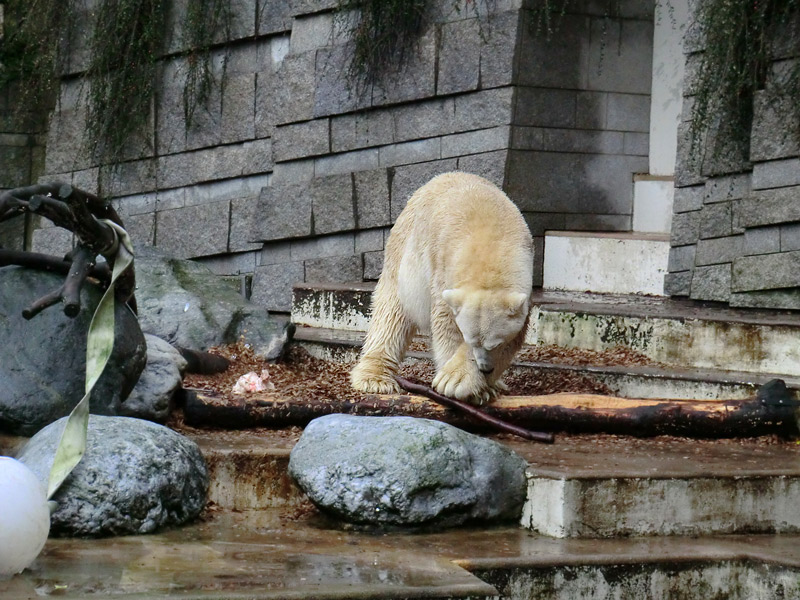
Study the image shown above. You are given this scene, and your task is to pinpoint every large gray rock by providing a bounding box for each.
[121,334,187,422]
[289,415,528,528]
[134,246,290,357]
[17,415,208,537]
[0,267,147,436]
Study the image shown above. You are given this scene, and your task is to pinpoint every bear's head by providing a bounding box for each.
[442,288,529,374]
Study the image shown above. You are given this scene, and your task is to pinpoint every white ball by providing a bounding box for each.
[0,457,50,577]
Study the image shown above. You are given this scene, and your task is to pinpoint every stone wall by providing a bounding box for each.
[32,0,654,312]
[668,13,800,309]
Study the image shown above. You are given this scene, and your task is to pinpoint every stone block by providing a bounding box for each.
[514,88,576,128]
[0,218,25,251]
[259,240,292,265]
[673,121,705,187]
[273,119,330,162]
[363,251,384,280]
[511,127,545,150]
[695,234,744,266]
[668,244,696,272]
[752,158,800,190]
[564,213,631,231]
[751,89,800,162]
[331,110,395,153]
[184,55,225,151]
[744,226,781,256]
[155,200,230,259]
[454,87,514,131]
[229,196,264,252]
[522,212,567,237]
[456,150,508,188]
[198,251,258,276]
[221,74,256,144]
[479,10,520,88]
[704,174,752,203]
[71,168,100,196]
[390,159,459,220]
[252,182,312,241]
[44,109,94,175]
[442,126,510,158]
[311,174,356,235]
[271,159,315,186]
[540,129,625,154]
[290,12,334,54]
[673,185,704,213]
[576,91,608,129]
[607,93,650,132]
[587,19,653,95]
[100,160,157,198]
[268,51,317,126]
[251,261,305,312]
[315,149,380,177]
[371,29,438,107]
[737,187,800,228]
[123,213,156,248]
[290,233,354,261]
[355,229,384,253]
[156,64,188,155]
[781,223,800,252]
[380,138,442,167]
[257,0,292,35]
[304,255,362,284]
[506,151,646,214]
[354,169,392,229]
[31,226,73,256]
[732,250,800,292]
[518,13,589,89]
[393,97,456,142]
[185,173,272,207]
[437,18,481,95]
[690,264,731,302]
[664,271,691,296]
[670,210,700,246]
[623,132,649,156]
[156,188,186,211]
[730,289,800,311]
[158,140,272,190]
[114,193,157,217]
[0,146,30,189]
[314,44,371,118]
[699,201,732,239]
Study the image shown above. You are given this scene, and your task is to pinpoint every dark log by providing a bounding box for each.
[394,375,554,443]
[182,382,800,439]
[179,348,232,374]
[0,249,111,282]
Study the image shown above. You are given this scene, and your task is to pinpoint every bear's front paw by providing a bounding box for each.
[350,360,400,395]
[432,364,492,405]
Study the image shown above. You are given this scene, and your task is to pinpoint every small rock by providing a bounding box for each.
[122,334,188,422]
[289,414,528,528]
[17,415,208,537]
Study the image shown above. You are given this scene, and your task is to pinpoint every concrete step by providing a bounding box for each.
[542,231,670,296]
[292,284,800,378]
[184,430,800,540]
[293,326,800,401]
[5,507,800,599]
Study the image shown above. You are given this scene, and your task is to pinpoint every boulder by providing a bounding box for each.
[17,415,208,537]
[0,266,147,436]
[134,246,290,357]
[289,414,528,528]
[121,334,187,422]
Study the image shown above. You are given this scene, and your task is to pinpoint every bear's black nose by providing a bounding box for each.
[479,367,494,375]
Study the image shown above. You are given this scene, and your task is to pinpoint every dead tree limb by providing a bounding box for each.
[0,182,135,318]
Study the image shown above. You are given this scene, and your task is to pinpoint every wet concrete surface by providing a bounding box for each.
[3,508,800,599]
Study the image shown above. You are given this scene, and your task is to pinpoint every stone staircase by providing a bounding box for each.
[4,282,800,599]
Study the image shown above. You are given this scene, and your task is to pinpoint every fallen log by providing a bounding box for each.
[182,378,800,439]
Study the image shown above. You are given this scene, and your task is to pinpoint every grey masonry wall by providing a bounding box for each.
[668,11,800,309]
[25,0,654,312]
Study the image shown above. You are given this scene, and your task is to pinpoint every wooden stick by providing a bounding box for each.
[394,375,555,443]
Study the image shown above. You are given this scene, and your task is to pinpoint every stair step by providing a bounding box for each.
[293,326,800,401]
[542,231,670,296]
[292,284,800,378]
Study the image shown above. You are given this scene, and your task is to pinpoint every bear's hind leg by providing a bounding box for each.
[350,282,416,394]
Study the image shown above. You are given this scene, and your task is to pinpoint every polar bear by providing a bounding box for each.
[350,172,533,404]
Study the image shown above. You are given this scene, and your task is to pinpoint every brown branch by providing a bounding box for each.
[0,249,111,282]
[394,375,555,444]
[62,245,97,317]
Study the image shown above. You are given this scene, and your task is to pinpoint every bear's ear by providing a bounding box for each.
[442,289,465,314]
[506,292,529,315]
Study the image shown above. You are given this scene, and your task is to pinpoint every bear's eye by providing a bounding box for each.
[484,340,502,351]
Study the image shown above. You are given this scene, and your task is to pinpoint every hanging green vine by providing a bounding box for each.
[687,0,800,169]
[0,0,231,164]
